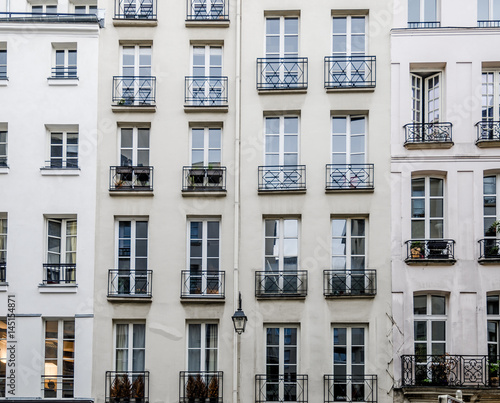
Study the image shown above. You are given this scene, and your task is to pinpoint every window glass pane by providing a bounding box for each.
[284,220,298,238]
[414,295,427,314]
[265,220,278,237]
[412,178,425,197]
[432,342,445,356]
[408,0,420,21]
[189,324,201,348]
[478,0,489,20]
[332,17,346,34]
[266,18,280,35]
[414,321,426,341]
[488,321,498,343]
[332,117,346,134]
[136,221,148,239]
[424,0,437,21]
[411,221,425,238]
[431,296,446,315]
[485,176,496,195]
[488,296,500,315]
[265,118,280,135]
[494,0,500,19]
[432,321,445,341]
[429,219,443,238]
[430,199,443,218]
[284,18,298,35]
[430,178,443,197]
[332,219,347,237]
[284,117,298,134]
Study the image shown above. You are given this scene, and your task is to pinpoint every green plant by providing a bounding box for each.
[489,220,500,236]
[422,378,432,384]
[489,361,500,374]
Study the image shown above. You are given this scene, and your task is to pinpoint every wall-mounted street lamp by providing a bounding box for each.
[231,292,247,334]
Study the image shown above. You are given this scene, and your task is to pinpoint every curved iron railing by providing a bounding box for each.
[186,0,228,21]
[180,270,225,298]
[112,76,156,106]
[42,263,76,284]
[405,239,455,262]
[324,56,376,89]
[404,122,453,145]
[323,270,376,297]
[256,57,308,90]
[114,0,156,19]
[105,371,150,403]
[255,374,308,403]
[109,166,154,191]
[108,269,152,298]
[258,165,306,191]
[179,371,223,403]
[476,121,500,142]
[255,271,307,297]
[326,164,374,190]
[182,166,226,191]
[324,375,377,403]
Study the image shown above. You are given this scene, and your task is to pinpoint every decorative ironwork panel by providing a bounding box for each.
[182,166,227,191]
[324,375,377,403]
[326,164,374,190]
[323,270,376,297]
[255,271,308,297]
[179,371,223,403]
[114,0,157,19]
[405,239,455,262]
[258,165,306,191]
[186,0,228,21]
[476,121,500,142]
[404,123,453,144]
[41,375,74,399]
[324,56,376,89]
[108,269,153,298]
[479,239,500,260]
[180,270,225,298]
[105,371,150,403]
[112,76,156,106]
[185,76,228,106]
[42,264,76,284]
[256,57,308,90]
[109,166,154,191]
[255,374,308,403]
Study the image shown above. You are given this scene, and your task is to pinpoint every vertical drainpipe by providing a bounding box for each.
[233,0,242,403]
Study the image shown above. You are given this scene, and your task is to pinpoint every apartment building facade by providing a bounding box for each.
[391,0,500,402]
[0,0,100,401]
[92,1,393,403]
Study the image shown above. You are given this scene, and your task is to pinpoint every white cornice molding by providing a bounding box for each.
[0,22,99,36]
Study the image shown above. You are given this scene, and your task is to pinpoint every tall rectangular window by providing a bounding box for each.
[54,49,77,78]
[411,73,441,124]
[408,0,438,26]
[488,295,500,361]
[414,294,446,357]
[482,71,500,122]
[32,4,58,13]
[45,219,77,284]
[115,323,145,372]
[411,177,444,239]
[265,116,299,167]
[121,46,152,104]
[191,46,223,106]
[332,116,366,165]
[187,323,218,371]
[191,128,221,167]
[0,46,6,79]
[50,131,78,169]
[0,129,7,167]
[120,128,150,167]
[44,320,75,398]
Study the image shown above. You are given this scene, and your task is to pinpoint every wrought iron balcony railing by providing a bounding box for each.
[324,375,377,403]
[186,0,228,21]
[105,371,149,403]
[109,166,154,191]
[255,374,308,403]
[326,164,374,191]
[478,20,500,27]
[256,57,308,90]
[179,371,223,403]
[255,271,307,298]
[404,123,453,145]
[324,56,376,89]
[114,0,157,19]
[181,270,225,299]
[185,76,228,106]
[405,240,455,262]
[112,76,156,106]
[50,66,77,79]
[42,263,76,284]
[479,239,500,261]
[408,21,441,28]
[323,270,376,297]
[401,355,497,387]
[44,159,79,169]
[0,262,5,283]
[182,166,226,191]
[0,12,99,23]
[41,375,74,399]
[258,165,306,191]
[476,121,500,143]
[108,269,153,298]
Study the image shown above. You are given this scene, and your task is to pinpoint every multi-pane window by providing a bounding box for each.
[408,0,438,25]
[265,116,299,167]
[332,218,365,270]
[120,128,150,167]
[191,46,223,105]
[0,320,5,396]
[411,73,441,124]
[0,47,6,79]
[33,4,58,13]
[115,323,145,372]
[332,16,365,58]
[487,295,500,361]
[484,175,499,237]
[332,326,366,402]
[478,0,500,23]
[190,0,224,19]
[54,49,77,78]
[482,71,500,121]
[45,219,77,284]
[187,323,218,371]
[411,177,444,239]
[74,4,98,15]
[414,295,446,357]
[121,0,154,19]
[50,131,78,168]
[265,326,298,402]
[332,116,366,165]
[121,46,152,104]
[191,128,221,167]
[43,320,75,398]
[0,130,6,167]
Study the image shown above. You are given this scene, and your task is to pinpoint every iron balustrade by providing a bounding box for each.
[182,166,226,191]
[0,12,99,23]
[408,21,441,28]
[256,57,308,90]
[180,270,225,298]
[324,56,376,89]
[50,66,77,79]
[258,165,306,191]
[108,269,153,298]
[255,271,308,297]
[400,355,496,387]
[105,371,149,403]
[185,76,228,106]
[255,374,308,403]
[114,0,157,19]
[479,239,500,260]
[324,375,378,403]
[44,159,79,169]
[112,76,156,106]
[0,262,5,283]
[41,375,74,399]
[179,371,223,403]
[42,263,76,284]
[109,166,154,191]
[326,164,374,191]
[186,0,228,21]
[404,122,453,145]
[405,240,455,262]
[478,20,500,27]
[0,157,7,167]
[323,270,376,297]
[476,121,500,142]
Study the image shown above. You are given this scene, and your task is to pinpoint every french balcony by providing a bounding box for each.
[109,166,154,192]
[50,66,77,79]
[323,270,376,298]
[0,157,7,168]
[112,76,156,108]
[42,263,76,285]
[325,164,374,192]
[105,371,149,403]
[475,121,500,147]
[0,262,5,283]
[0,12,99,23]
[478,20,500,27]
[405,240,456,265]
[43,159,79,170]
[324,375,378,403]
[404,122,453,149]
[179,371,223,403]
[107,269,153,299]
[478,239,500,264]
[324,56,376,90]
[184,76,228,109]
[41,375,74,399]
[255,271,307,298]
[186,0,229,22]
[258,165,306,193]
[408,21,441,28]
[255,374,308,403]
[180,270,225,300]
[256,57,308,91]
[182,166,226,193]
[401,355,495,387]
[114,0,156,20]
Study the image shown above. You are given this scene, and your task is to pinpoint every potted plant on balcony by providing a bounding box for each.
[410,241,423,259]
[194,374,208,402]
[110,374,131,403]
[132,374,145,403]
[490,361,500,387]
[207,376,219,403]
[487,220,500,236]
[186,375,196,403]
[430,354,452,386]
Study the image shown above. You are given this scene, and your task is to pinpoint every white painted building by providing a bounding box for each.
[391,0,500,401]
[0,1,99,401]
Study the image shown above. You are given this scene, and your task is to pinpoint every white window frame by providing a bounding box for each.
[331,115,366,165]
[482,71,500,122]
[190,127,222,167]
[45,218,77,284]
[411,177,445,239]
[413,294,447,357]
[484,175,500,237]
[119,127,150,167]
[32,4,58,13]
[114,322,146,372]
[46,218,77,265]
[265,16,299,59]
[120,45,152,105]
[190,45,223,106]
[186,322,219,372]
[73,4,98,15]
[49,131,79,169]
[411,72,442,124]
[51,45,77,79]
[264,218,299,274]
[332,16,366,57]
[478,0,500,22]
[408,0,439,23]
[264,115,300,167]
[487,294,500,360]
